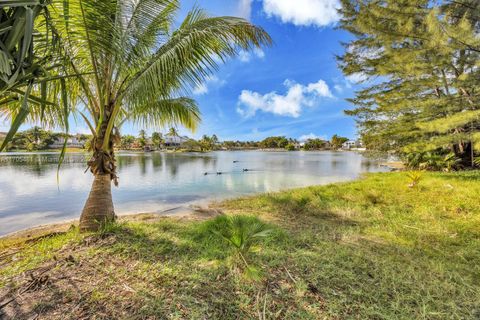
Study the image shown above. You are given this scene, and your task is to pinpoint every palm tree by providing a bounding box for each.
[168,127,179,138]
[167,127,180,150]
[45,0,271,231]
[24,126,53,150]
[211,134,219,145]
[27,126,42,146]
[199,134,213,151]
[138,130,147,148]
[151,132,163,149]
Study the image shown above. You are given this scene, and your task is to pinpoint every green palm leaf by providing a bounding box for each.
[123,97,200,130]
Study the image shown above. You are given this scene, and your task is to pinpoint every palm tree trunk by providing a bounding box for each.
[79,108,118,232]
[79,173,116,232]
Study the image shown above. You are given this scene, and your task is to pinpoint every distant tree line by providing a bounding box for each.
[1,127,90,151]
[2,127,353,153]
[221,135,351,151]
[118,132,353,152]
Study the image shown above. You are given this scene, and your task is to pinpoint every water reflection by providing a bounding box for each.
[0,151,387,235]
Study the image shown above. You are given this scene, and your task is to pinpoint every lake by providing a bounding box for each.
[0,151,387,236]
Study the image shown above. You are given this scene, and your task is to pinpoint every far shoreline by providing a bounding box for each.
[0,148,369,154]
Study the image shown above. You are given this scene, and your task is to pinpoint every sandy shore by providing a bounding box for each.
[379,161,405,170]
[0,205,222,241]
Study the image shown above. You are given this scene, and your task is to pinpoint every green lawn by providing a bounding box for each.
[1,171,479,319]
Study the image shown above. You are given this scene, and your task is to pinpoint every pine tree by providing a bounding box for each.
[338,0,480,167]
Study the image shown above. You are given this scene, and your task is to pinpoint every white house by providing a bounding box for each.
[164,134,189,147]
[342,140,363,150]
[50,135,85,149]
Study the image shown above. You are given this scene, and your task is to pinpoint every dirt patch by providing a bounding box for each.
[0,208,227,319]
[0,234,137,319]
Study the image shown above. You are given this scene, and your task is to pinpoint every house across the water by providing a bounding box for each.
[164,134,189,147]
[342,140,364,150]
[50,135,85,149]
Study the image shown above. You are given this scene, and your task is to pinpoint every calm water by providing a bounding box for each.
[0,151,387,235]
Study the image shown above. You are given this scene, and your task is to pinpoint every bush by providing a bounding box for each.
[285,143,296,151]
[204,215,273,279]
[405,152,462,171]
[406,171,423,188]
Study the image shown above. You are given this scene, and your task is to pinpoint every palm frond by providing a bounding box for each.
[124,97,200,131]
[123,8,272,105]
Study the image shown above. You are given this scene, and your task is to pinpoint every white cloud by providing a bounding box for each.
[193,83,208,95]
[342,45,380,85]
[237,79,334,118]
[299,133,327,141]
[237,0,253,20]
[192,75,226,96]
[306,80,333,97]
[334,84,343,93]
[262,0,341,27]
[254,47,265,58]
[238,48,265,63]
[238,50,251,62]
[346,72,368,84]
[331,71,369,93]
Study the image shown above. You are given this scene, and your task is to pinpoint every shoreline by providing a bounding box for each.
[0,165,401,239]
[0,205,223,241]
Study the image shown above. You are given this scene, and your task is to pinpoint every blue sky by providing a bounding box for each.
[1,0,362,142]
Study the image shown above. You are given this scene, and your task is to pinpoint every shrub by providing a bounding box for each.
[406,171,423,188]
[205,215,273,279]
[474,157,480,168]
[405,152,462,171]
[285,143,296,151]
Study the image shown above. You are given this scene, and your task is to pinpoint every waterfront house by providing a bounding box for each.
[50,135,85,149]
[164,134,189,147]
[342,140,363,150]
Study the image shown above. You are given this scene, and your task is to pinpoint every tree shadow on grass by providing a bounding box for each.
[0,259,113,320]
[0,222,253,319]
[235,192,480,318]
[98,221,231,263]
[251,191,361,233]
[82,221,252,319]
[436,170,480,182]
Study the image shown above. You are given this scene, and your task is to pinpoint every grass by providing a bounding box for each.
[1,171,479,319]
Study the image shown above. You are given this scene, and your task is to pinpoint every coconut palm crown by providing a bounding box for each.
[44,0,271,231]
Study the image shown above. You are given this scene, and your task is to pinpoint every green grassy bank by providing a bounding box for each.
[1,171,479,319]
